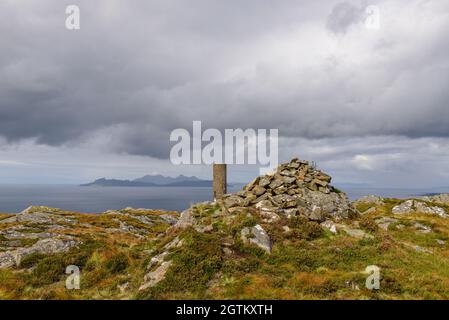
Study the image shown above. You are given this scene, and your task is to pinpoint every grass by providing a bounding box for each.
[138,229,223,299]
[0,208,178,299]
[2,199,449,300]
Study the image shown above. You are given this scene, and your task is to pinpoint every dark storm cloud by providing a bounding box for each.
[1,0,449,159]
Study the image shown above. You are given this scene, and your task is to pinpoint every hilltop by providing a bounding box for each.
[2,158,449,299]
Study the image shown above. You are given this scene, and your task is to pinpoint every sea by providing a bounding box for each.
[0,184,448,214]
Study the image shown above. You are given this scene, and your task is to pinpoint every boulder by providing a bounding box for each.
[241,224,272,253]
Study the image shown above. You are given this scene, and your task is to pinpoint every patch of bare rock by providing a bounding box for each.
[0,238,80,269]
[392,200,448,218]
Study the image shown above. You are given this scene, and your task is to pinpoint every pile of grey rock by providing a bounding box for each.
[222,158,354,222]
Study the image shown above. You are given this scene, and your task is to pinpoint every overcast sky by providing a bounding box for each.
[1,0,449,187]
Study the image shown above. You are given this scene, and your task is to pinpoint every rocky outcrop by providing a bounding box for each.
[139,236,184,290]
[0,206,177,272]
[1,206,77,225]
[139,261,173,291]
[392,200,448,218]
[419,194,449,205]
[0,238,80,269]
[223,158,355,222]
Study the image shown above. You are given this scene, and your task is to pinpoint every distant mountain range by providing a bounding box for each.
[81,174,214,187]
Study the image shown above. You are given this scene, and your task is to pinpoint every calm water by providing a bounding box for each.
[0,185,240,213]
[0,185,448,214]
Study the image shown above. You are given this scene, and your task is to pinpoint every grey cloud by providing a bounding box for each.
[326,2,364,34]
[1,0,449,161]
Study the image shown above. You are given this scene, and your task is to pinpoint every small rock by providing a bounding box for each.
[259,211,280,223]
[252,185,266,196]
[269,179,284,190]
[255,200,277,212]
[258,177,272,188]
[336,224,373,239]
[414,222,432,234]
[375,217,398,231]
[117,282,130,293]
[224,195,244,208]
[222,247,233,256]
[321,220,337,234]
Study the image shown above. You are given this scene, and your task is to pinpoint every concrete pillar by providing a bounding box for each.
[213,164,227,200]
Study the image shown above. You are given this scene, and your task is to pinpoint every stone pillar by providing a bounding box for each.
[213,164,227,200]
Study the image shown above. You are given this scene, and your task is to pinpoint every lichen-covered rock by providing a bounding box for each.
[241,224,272,253]
[139,261,172,291]
[321,220,337,233]
[335,224,373,239]
[173,208,195,229]
[0,206,76,224]
[0,238,80,269]
[392,200,448,218]
[375,217,398,231]
[392,200,414,214]
[223,195,245,208]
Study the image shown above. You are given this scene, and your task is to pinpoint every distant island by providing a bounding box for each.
[81,174,214,187]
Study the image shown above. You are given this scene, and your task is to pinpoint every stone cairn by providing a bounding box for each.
[222,158,353,221]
